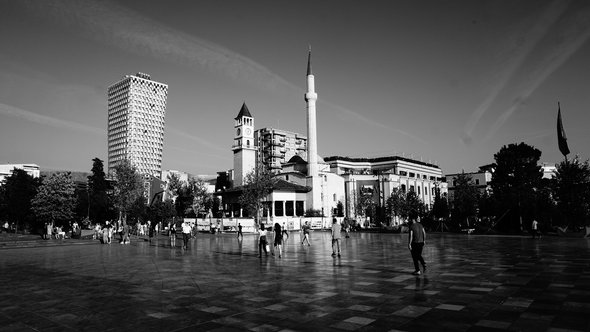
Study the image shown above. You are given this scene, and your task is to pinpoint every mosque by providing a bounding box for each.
[216,49,447,230]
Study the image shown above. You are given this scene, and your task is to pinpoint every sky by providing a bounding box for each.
[1,0,589,177]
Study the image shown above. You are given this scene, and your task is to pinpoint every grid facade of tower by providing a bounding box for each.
[107,72,168,178]
[255,128,307,172]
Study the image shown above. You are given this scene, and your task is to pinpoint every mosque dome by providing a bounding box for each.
[288,151,325,164]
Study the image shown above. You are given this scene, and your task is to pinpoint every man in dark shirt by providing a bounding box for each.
[408,216,427,275]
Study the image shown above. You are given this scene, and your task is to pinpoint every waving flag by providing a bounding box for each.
[557,102,570,156]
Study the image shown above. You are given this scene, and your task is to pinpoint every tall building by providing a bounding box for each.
[232,102,256,186]
[255,128,307,172]
[107,72,168,178]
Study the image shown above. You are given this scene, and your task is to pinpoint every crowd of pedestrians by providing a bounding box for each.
[84,216,429,276]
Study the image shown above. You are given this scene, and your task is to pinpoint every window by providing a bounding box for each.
[274,201,284,217]
[475,179,480,185]
[418,186,421,195]
[401,184,406,192]
[409,172,415,178]
[333,194,337,202]
[410,185,415,192]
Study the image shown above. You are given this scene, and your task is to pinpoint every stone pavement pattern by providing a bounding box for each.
[0,231,589,331]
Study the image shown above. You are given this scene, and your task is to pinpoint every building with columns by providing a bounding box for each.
[215,48,446,228]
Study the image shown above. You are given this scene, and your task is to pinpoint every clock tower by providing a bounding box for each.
[232,102,256,186]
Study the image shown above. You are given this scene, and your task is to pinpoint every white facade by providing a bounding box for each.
[0,164,40,184]
[305,49,322,210]
[326,156,447,224]
[107,72,168,178]
[232,103,257,187]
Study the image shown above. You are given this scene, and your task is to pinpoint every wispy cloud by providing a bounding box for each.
[463,0,569,145]
[167,126,227,154]
[0,102,104,135]
[485,3,590,140]
[20,0,415,142]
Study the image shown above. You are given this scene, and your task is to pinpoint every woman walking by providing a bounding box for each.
[169,220,177,248]
[273,223,283,258]
[258,223,269,258]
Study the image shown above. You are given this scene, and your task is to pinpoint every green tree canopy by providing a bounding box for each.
[553,156,590,228]
[0,169,39,231]
[491,142,543,232]
[112,159,144,222]
[239,167,273,227]
[451,171,480,229]
[31,172,77,229]
[87,158,113,223]
[192,177,213,218]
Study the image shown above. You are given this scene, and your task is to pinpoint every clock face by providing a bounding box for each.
[245,128,252,135]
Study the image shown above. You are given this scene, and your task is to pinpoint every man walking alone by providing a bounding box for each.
[331,217,341,257]
[408,214,426,275]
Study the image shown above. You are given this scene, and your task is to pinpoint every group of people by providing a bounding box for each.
[43,222,66,240]
[92,220,131,244]
[253,216,428,276]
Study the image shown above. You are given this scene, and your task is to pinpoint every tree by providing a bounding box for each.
[87,158,113,224]
[192,177,213,218]
[403,191,427,221]
[490,143,543,232]
[239,167,273,228]
[432,186,449,221]
[112,159,144,222]
[386,187,405,225]
[336,201,344,217]
[148,198,176,225]
[0,169,39,232]
[553,156,590,229]
[450,172,480,230]
[175,178,195,217]
[31,172,77,229]
[356,187,376,226]
[166,173,183,202]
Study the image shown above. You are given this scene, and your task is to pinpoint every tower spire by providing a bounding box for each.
[307,45,313,76]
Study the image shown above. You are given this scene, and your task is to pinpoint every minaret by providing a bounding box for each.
[305,47,322,210]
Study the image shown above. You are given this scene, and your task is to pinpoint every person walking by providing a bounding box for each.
[169,220,177,247]
[273,223,283,258]
[282,222,289,241]
[122,221,130,244]
[258,223,269,257]
[408,215,426,275]
[331,217,342,257]
[301,221,311,246]
[46,222,53,240]
[237,223,243,240]
[531,219,540,239]
[181,220,191,250]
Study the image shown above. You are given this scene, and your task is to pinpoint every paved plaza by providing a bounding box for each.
[1,231,589,332]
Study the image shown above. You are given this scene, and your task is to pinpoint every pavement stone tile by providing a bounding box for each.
[1,232,590,331]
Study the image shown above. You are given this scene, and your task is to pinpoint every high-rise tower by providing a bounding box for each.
[305,48,322,210]
[232,102,256,186]
[107,72,168,178]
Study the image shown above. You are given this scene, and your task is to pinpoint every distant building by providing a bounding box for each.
[215,49,448,228]
[325,156,447,224]
[0,164,40,184]
[255,127,307,172]
[445,165,494,202]
[541,163,557,179]
[107,72,168,178]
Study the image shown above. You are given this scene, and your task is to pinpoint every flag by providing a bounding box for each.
[557,102,570,156]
